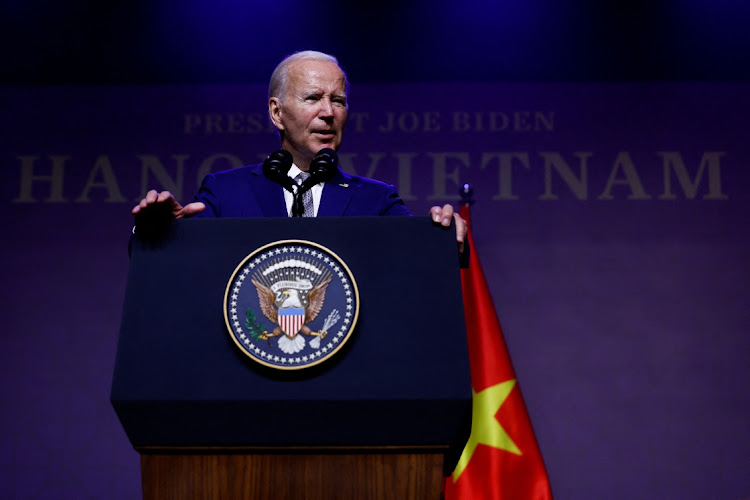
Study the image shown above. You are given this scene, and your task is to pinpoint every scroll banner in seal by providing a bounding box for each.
[224,240,360,370]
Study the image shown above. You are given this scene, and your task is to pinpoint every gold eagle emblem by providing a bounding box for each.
[251,277,332,354]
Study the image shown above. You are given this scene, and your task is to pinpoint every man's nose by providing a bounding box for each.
[318,98,334,118]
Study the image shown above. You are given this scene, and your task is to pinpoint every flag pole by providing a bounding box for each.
[459,183,474,209]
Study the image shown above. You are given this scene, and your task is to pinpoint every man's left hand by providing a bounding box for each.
[430,204,467,254]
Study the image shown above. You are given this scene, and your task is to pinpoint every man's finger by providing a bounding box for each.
[453,213,467,255]
[133,190,169,214]
[454,213,466,242]
[157,190,174,203]
[179,202,206,218]
[145,189,159,203]
[132,195,152,214]
[440,203,454,226]
[429,206,442,223]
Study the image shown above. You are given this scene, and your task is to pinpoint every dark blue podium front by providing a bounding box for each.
[111,216,470,450]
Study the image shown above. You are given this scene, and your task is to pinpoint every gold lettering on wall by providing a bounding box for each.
[137,155,189,201]
[539,152,592,200]
[75,155,127,203]
[427,152,470,200]
[480,152,531,201]
[8,151,730,205]
[180,110,555,135]
[658,152,728,200]
[13,155,69,203]
[598,152,651,200]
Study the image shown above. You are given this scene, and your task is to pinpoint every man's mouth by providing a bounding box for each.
[313,130,336,138]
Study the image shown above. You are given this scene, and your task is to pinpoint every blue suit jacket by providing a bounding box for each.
[192,163,412,218]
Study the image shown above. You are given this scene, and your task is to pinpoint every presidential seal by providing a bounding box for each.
[224,240,359,370]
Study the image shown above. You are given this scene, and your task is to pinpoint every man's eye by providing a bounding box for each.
[305,95,319,101]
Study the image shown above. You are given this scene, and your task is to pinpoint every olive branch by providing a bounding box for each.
[245,309,266,340]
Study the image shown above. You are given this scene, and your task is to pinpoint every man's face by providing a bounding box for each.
[269,59,348,170]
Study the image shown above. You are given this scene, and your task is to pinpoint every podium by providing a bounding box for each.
[111,217,471,499]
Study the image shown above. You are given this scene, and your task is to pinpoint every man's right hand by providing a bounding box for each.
[132,190,206,220]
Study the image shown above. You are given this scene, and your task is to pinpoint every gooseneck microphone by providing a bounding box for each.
[264,148,338,217]
[262,149,295,193]
[307,148,339,185]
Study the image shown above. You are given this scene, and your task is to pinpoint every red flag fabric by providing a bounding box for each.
[444,205,553,500]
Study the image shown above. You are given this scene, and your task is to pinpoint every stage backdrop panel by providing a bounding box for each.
[1,83,748,499]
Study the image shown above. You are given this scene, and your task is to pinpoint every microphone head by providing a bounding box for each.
[262,149,295,192]
[309,148,338,182]
[262,149,293,180]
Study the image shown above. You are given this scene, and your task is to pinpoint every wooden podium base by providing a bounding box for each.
[141,451,445,499]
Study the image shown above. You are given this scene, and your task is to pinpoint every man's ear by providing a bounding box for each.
[268,97,284,131]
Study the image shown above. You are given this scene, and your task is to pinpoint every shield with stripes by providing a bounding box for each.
[278,307,306,337]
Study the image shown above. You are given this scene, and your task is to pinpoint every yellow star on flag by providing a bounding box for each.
[452,379,522,481]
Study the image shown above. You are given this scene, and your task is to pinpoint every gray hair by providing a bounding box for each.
[268,50,349,103]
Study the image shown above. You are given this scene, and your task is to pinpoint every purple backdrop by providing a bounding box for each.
[1,83,748,499]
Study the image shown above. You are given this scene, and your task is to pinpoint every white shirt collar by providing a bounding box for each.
[283,163,325,216]
[287,163,304,182]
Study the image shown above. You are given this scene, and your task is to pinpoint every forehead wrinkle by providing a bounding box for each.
[287,63,346,96]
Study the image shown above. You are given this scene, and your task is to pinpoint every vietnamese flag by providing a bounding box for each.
[444,205,553,500]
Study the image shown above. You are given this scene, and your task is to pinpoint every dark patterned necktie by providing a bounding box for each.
[295,171,314,217]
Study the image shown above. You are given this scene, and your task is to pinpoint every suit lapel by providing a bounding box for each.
[317,169,355,217]
[248,165,288,217]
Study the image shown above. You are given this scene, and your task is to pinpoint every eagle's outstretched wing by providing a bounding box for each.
[251,279,277,324]
[305,277,333,323]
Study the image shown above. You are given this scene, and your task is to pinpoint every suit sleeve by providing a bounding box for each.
[380,184,413,216]
[192,173,220,218]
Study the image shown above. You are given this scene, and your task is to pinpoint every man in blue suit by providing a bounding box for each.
[132,51,465,250]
